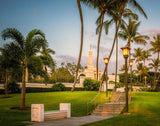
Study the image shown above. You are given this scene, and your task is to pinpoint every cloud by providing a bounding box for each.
[142,28,160,36]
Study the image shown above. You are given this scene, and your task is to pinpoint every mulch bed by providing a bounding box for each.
[10,107,31,111]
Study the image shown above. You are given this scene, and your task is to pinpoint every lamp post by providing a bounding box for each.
[104,58,109,97]
[129,60,133,91]
[144,76,147,87]
[121,46,130,113]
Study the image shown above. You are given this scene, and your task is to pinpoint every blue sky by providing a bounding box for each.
[0,0,160,74]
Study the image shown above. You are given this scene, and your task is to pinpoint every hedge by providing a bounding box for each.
[0,87,85,94]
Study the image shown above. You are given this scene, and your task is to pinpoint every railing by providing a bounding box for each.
[112,92,124,116]
[87,92,101,115]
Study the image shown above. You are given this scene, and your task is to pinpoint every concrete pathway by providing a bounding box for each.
[27,115,113,126]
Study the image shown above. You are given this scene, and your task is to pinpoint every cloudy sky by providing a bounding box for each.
[0,0,160,74]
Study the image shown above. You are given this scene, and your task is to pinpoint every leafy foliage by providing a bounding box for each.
[83,78,100,91]
[52,83,66,91]
[8,80,20,93]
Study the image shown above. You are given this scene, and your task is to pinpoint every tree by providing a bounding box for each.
[149,59,160,89]
[0,43,20,97]
[55,67,74,83]
[132,48,143,66]
[150,34,160,61]
[40,47,55,71]
[71,0,84,92]
[137,63,143,82]
[2,28,47,108]
[96,7,138,90]
[97,0,147,91]
[141,50,151,84]
[118,18,149,61]
[81,0,119,79]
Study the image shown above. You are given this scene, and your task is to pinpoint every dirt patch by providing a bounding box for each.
[0,96,12,99]
[10,107,31,111]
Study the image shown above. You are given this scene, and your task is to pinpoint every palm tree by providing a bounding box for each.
[141,50,151,84]
[150,34,160,61]
[40,47,55,71]
[118,18,149,61]
[132,48,143,82]
[149,59,160,89]
[132,48,143,66]
[97,0,147,91]
[96,8,138,90]
[0,43,20,97]
[81,0,119,79]
[137,63,143,82]
[2,28,47,108]
[71,0,84,92]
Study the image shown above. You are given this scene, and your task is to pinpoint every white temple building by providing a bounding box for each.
[79,46,119,91]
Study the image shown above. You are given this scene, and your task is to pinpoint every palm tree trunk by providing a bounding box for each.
[114,22,118,91]
[154,68,157,89]
[143,59,145,85]
[43,65,45,71]
[98,2,125,91]
[5,69,8,97]
[71,0,83,92]
[25,67,28,82]
[21,65,26,109]
[105,64,108,97]
[96,12,105,80]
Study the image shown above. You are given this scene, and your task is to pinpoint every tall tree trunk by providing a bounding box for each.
[43,65,45,71]
[25,67,28,82]
[99,2,125,92]
[143,59,145,85]
[5,69,8,97]
[105,64,108,97]
[71,0,83,92]
[21,65,26,109]
[114,22,118,91]
[96,12,105,80]
[154,67,157,89]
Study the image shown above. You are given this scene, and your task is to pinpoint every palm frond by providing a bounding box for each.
[1,28,24,49]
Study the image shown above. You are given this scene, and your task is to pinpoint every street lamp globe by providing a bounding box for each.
[121,46,131,58]
[104,58,109,64]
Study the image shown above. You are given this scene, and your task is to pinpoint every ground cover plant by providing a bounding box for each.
[0,91,108,126]
[82,92,160,126]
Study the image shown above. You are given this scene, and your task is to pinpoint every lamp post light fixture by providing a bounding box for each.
[144,76,147,87]
[104,58,109,97]
[129,60,133,91]
[121,46,130,114]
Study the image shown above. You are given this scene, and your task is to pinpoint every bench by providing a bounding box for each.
[31,103,71,122]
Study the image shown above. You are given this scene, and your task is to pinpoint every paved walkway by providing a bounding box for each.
[27,115,113,126]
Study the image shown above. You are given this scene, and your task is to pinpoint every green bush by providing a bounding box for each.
[52,83,66,91]
[8,80,20,93]
[83,78,100,91]
[109,81,123,88]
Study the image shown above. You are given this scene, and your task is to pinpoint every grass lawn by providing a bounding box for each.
[82,92,160,126]
[0,91,108,126]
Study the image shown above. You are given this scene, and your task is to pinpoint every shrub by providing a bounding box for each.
[8,80,20,93]
[83,78,100,91]
[52,83,66,91]
[109,81,123,88]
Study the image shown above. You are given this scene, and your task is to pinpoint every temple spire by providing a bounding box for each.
[87,45,94,67]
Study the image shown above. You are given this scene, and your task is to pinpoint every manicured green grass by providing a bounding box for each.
[0,91,108,126]
[82,92,160,126]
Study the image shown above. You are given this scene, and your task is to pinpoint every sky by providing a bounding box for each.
[0,0,160,74]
